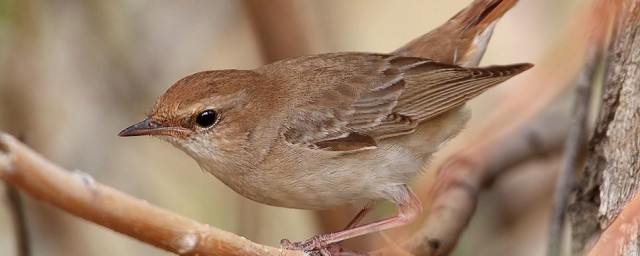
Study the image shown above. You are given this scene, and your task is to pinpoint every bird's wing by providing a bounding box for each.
[275,53,531,151]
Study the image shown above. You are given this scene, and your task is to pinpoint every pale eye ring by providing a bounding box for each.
[195,109,217,127]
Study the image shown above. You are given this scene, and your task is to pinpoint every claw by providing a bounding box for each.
[281,236,345,254]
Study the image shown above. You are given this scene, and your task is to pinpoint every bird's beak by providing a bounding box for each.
[118,118,190,137]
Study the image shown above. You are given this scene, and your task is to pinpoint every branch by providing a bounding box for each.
[242,0,323,61]
[547,48,600,256]
[570,0,640,253]
[547,40,601,256]
[402,112,568,256]
[0,133,302,256]
[5,184,31,256]
[546,0,615,254]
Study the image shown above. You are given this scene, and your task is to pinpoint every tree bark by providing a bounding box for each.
[570,0,640,253]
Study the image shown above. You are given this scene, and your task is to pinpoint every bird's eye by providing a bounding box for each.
[195,109,217,128]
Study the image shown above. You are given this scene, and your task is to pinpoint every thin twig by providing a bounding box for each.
[546,1,616,255]
[0,133,302,256]
[546,42,601,256]
[6,184,31,256]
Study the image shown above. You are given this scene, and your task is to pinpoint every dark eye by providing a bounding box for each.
[195,109,217,127]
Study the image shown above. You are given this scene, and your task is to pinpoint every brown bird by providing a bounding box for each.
[119,0,528,252]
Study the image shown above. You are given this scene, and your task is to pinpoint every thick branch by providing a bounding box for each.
[592,0,640,226]
[0,133,301,256]
[570,0,640,253]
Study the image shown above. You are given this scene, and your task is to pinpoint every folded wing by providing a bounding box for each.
[275,53,531,151]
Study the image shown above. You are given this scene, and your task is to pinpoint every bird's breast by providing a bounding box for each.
[198,108,470,210]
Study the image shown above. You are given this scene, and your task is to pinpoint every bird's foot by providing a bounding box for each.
[281,236,345,255]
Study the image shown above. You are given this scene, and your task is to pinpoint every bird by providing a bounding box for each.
[118,0,528,252]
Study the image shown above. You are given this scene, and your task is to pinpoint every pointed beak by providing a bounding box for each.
[118,118,190,137]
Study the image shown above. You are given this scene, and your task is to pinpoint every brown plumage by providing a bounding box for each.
[260,53,531,151]
[395,0,518,65]
[119,0,528,252]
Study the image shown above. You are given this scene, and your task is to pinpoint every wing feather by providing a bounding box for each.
[260,53,532,151]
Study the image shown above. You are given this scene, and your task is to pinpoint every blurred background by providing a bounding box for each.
[0,0,583,255]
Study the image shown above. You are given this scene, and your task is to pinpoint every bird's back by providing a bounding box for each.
[256,52,531,151]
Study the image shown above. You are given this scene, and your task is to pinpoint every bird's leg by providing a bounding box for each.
[344,207,373,230]
[317,207,374,254]
[282,185,422,251]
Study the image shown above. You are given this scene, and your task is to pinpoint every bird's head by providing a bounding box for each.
[118,70,269,163]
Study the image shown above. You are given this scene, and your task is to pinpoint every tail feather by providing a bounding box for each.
[393,0,519,67]
[456,0,518,31]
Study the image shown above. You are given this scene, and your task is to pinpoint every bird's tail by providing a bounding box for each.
[393,0,519,67]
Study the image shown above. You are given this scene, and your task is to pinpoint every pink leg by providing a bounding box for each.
[282,185,422,251]
[313,207,373,255]
[344,207,373,230]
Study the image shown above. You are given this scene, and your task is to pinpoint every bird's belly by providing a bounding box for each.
[247,108,468,210]
[232,143,428,210]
